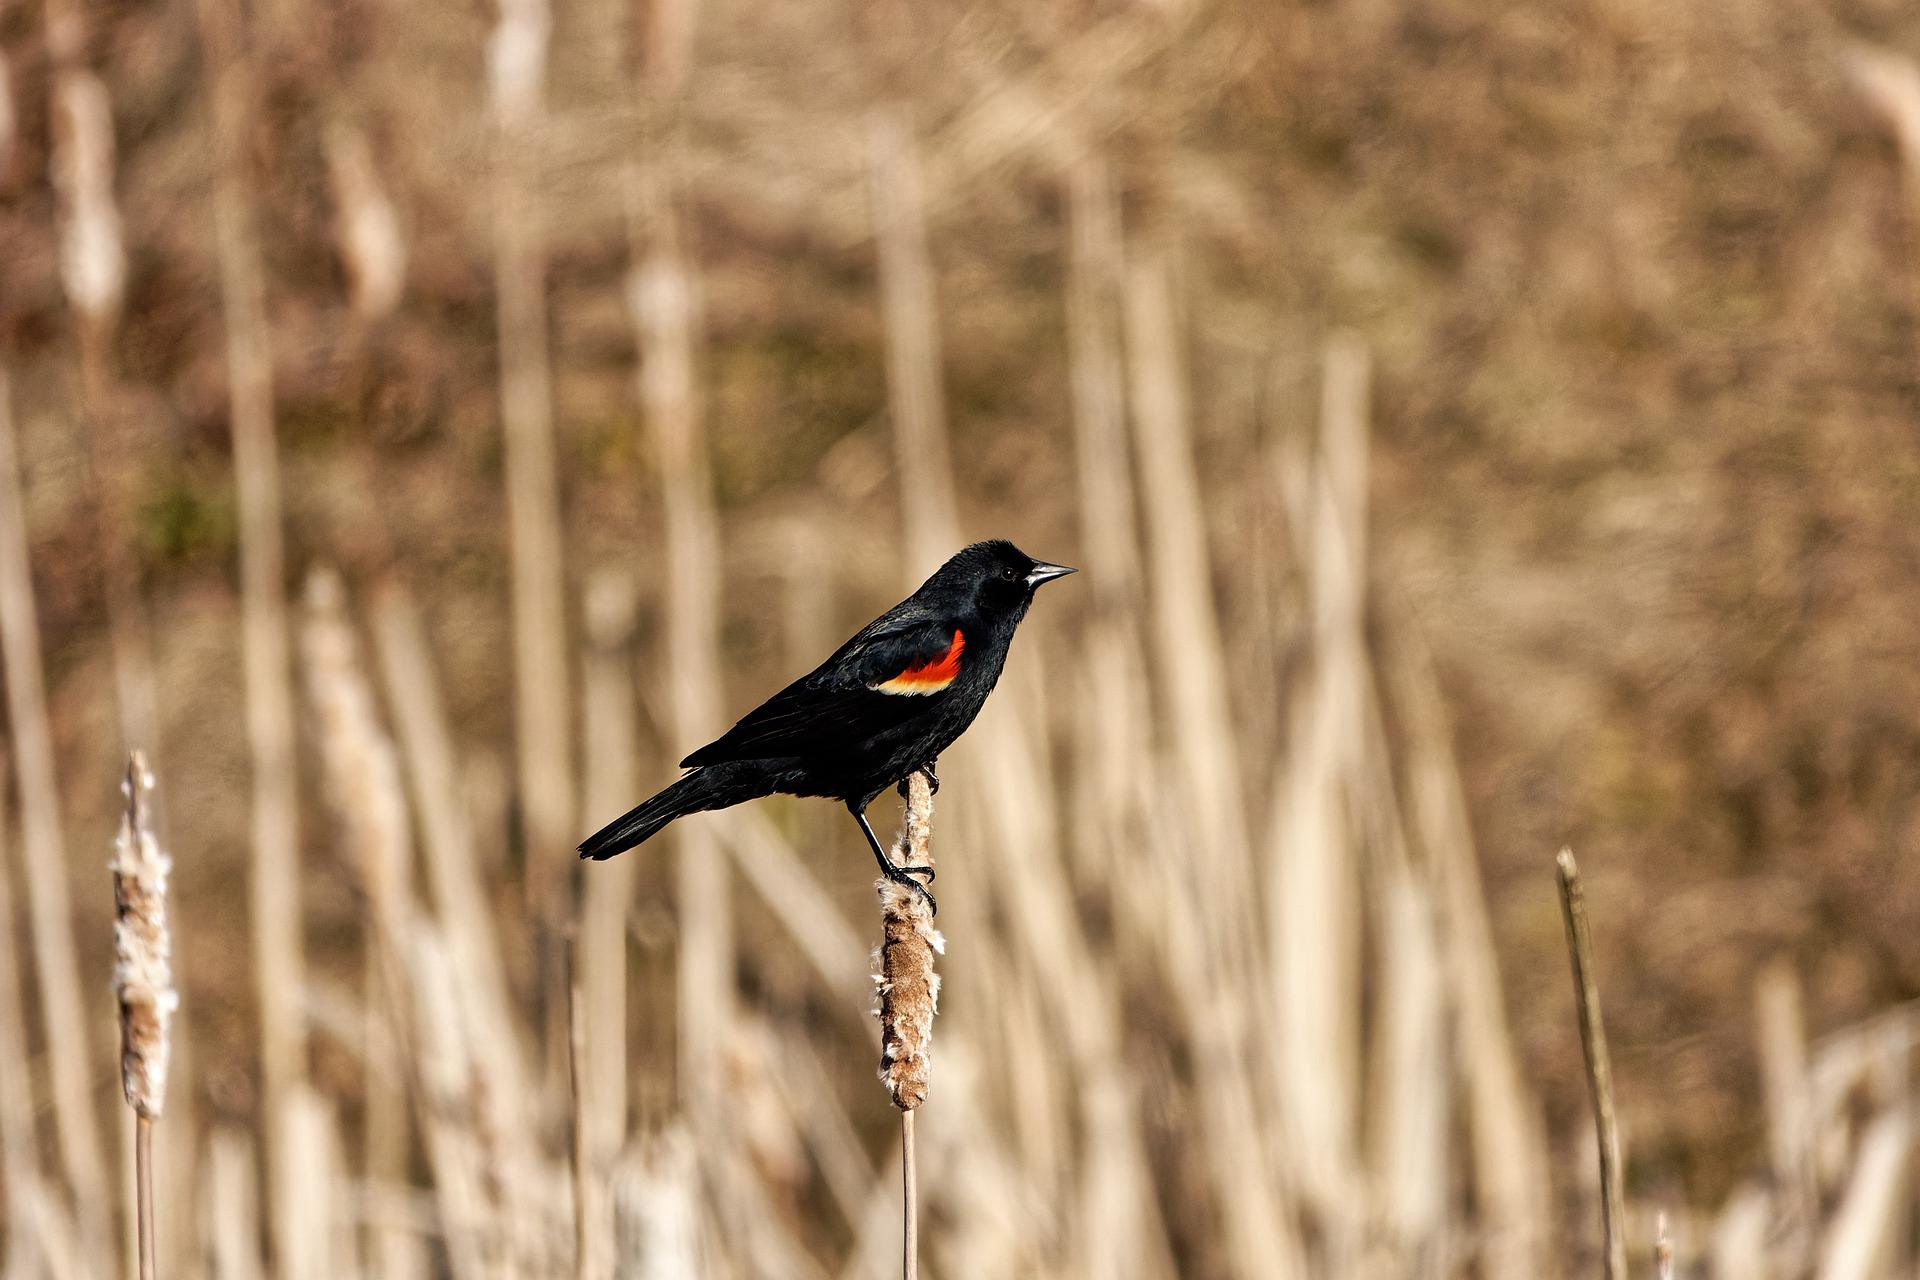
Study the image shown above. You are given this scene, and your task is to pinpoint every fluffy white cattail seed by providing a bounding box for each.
[874,773,942,1110]
[111,752,176,1119]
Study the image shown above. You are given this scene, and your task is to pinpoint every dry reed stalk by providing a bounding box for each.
[1149,814,1307,1279]
[859,15,1176,246]
[299,569,418,1280]
[194,0,309,1255]
[580,568,639,1181]
[370,581,534,1123]
[1367,863,1448,1255]
[1387,618,1550,1280]
[49,69,126,334]
[0,752,44,1277]
[1121,245,1253,914]
[0,48,14,178]
[49,43,161,762]
[404,927,496,1280]
[959,660,1171,1269]
[1556,849,1627,1280]
[1710,1186,1772,1280]
[626,156,733,1120]
[1845,46,1920,202]
[323,121,407,323]
[1755,960,1814,1264]
[302,570,414,937]
[280,1085,354,1280]
[207,1128,264,1280]
[1270,337,1371,1221]
[567,940,604,1280]
[874,773,940,1279]
[1654,1212,1673,1280]
[723,809,867,1011]
[1815,1109,1908,1280]
[0,363,110,1247]
[1062,150,1156,889]
[771,1031,880,1229]
[867,113,961,571]
[610,1128,707,1279]
[18,1174,90,1280]
[112,753,175,1280]
[371,578,544,1274]
[487,0,574,949]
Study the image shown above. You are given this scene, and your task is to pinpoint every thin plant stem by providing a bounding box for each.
[135,1116,155,1280]
[900,1110,917,1280]
[568,938,600,1280]
[1556,848,1626,1280]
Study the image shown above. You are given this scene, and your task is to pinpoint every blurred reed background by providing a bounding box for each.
[2,0,1920,1274]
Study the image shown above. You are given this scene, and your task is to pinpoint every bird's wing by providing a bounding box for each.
[679,617,965,767]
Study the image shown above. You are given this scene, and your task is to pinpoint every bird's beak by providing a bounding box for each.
[1025,562,1078,588]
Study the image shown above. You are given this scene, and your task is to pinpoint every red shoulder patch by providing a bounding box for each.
[873,629,965,695]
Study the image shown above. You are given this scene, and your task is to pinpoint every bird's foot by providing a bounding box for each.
[884,862,938,915]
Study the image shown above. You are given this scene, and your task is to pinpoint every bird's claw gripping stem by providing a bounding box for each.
[885,864,938,915]
[852,800,938,916]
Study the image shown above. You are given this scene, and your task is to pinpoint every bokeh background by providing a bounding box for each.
[1,0,1919,1275]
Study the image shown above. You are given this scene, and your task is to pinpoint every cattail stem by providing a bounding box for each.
[1556,848,1626,1280]
[135,1116,155,1280]
[113,752,174,1280]
[900,1110,917,1280]
[874,772,940,1277]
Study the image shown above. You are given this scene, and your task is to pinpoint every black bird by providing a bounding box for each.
[577,540,1075,912]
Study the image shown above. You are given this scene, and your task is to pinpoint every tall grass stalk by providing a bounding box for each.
[488,0,574,946]
[1121,245,1252,918]
[50,50,158,760]
[0,364,108,1254]
[580,569,639,1182]
[868,113,960,572]
[627,147,731,1119]
[194,0,308,1256]
[1389,619,1551,1278]
[300,569,421,1280]
[371,581,534,1130]
[0,754,43,1277]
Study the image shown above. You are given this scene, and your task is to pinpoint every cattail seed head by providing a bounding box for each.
[112,752,176,1119]
[322,122,407,321]
[874,773,942,1110]
[51,71,126,334]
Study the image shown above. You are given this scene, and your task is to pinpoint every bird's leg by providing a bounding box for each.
[849,801,936,914]
[895,760,939,800]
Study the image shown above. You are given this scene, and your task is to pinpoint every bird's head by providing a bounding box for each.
[930,540,1077,623]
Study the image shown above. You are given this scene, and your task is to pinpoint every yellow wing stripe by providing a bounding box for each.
[871,629,964,696]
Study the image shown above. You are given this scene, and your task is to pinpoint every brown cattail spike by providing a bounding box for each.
[112,752,176,1119]
[874,772,942,1111]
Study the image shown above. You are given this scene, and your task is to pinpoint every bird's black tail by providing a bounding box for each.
[577,765,772,861]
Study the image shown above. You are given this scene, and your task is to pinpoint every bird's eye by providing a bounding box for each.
[1001,565,1018,581]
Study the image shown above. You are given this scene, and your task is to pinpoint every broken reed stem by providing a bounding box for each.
[113,752,175,1280]
[1555,848,1626,1280]
[873,771,940,1278]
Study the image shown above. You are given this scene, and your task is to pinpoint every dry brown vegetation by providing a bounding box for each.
[2,0,1920,1275]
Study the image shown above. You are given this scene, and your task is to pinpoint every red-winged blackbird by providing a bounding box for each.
[578,540,1075,912]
